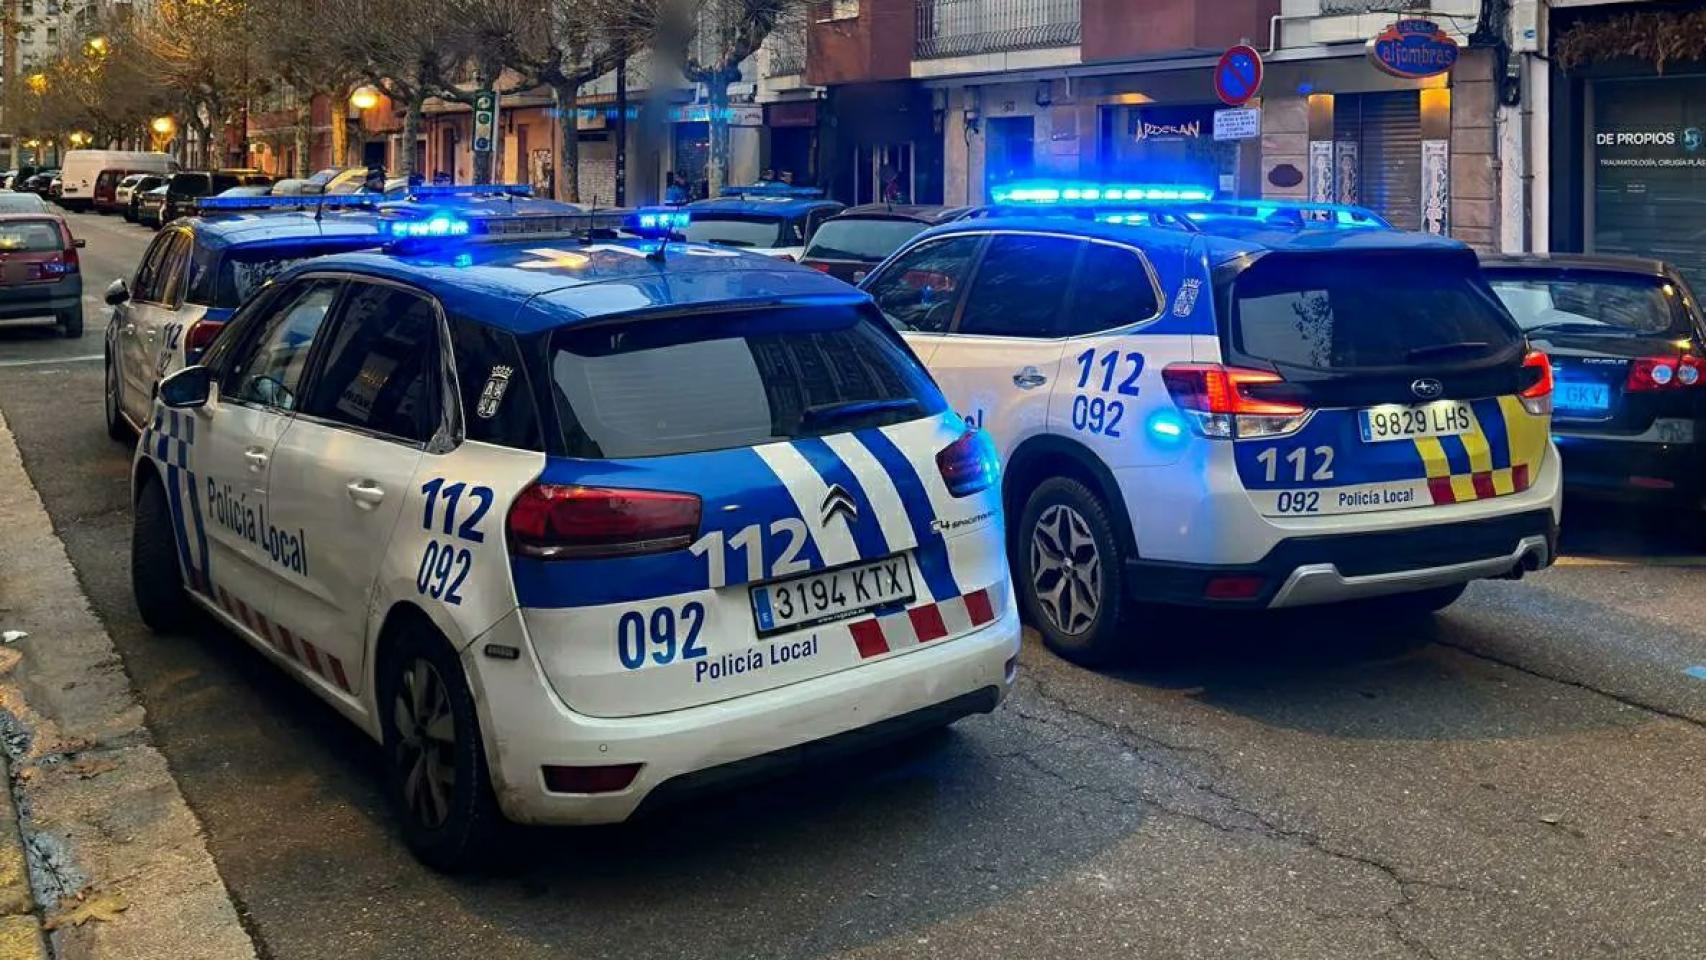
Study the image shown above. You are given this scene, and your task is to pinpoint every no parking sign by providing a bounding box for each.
[1214,45,1264,107]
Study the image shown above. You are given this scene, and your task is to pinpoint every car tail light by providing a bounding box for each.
[1516,349,1554,415]
[60,245,78,273]
[1204,575,1265,600]
[506,483,701,560]
[1626,354,1704,392]
[804,260,831,273]
[184,318,226,362]
[937,427,999,497]
[541,763,642,794]
[1161,363,1310,439]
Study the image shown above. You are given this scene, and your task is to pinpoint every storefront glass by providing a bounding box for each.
[1097,105,1235,193]
[1590,75,1706,283]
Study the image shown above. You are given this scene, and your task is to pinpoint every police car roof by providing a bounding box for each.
[914,214,1469,264]
[292,238,864,334]
[182,211,382,249]
[686,196,843,218]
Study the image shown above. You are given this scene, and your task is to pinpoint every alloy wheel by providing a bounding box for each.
[1029,503,1103,636]
[392,658,458,830]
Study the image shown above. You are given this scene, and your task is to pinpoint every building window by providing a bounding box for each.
[829,0,858,19]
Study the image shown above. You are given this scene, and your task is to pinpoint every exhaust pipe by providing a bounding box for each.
[1500,547,1547,580]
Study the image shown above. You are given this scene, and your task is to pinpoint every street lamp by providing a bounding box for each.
[150,116,176,137]
[85,36,108,56]
[68,132,89,147]
[349,86,381,111]
[25,74,47,95]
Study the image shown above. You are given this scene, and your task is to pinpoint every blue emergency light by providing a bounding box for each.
[405,183,534,199]
[627,207,691,239]
[720,183,825,199]
[989,180,1215,205]
[380,215,472,239]
[194,194,382,212]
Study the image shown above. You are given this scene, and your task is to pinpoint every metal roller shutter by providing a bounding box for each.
[1336,91,1422,231]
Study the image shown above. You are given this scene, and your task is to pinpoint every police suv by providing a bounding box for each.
[130,204,1018,869]
[860,184,1561,664]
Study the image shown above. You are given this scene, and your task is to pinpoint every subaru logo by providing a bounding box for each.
[1410,378,1444,400]
[821,485,858,527]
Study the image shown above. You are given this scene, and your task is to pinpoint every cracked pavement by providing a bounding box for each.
[1,212,1705,958]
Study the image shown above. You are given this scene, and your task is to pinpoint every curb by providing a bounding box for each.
[0,408,258,960]
[0,758,45,960]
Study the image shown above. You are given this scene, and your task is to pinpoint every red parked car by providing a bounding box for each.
[0,214,85,337]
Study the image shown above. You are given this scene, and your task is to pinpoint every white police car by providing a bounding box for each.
[129,205,1018,869]
[860,184,1561,664]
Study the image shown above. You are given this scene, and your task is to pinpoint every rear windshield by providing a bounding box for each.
[1228,252,1522,371]
[546,304,946,459]
[0,220,61,252]
[169,173,210,195]
[681,215,793,249]
[189,240,377,307]
[1486,270,1687,338]
[0,195,47,213]
[804,218,929,262]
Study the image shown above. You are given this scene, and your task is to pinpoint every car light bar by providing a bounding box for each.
[380,215,472,239]
[627,207,690,239]
[404,183,534,199]
[194,194,381,212]
[720,183,825,199]
[376,208,632,249]
[989,180,1215,204]
[1179,199,1392,229]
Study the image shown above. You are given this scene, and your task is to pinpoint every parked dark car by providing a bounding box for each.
[1484,254,1706,518]
[157,169,272,224]
[3,167,38,190]
[136,183,170,228]
[801,204,977,282]
[0,214,86,337]
[19,171,58,198]
[124,175,166,223]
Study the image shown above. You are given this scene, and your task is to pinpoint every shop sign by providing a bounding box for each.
[1131,106,1212,142]
[766,101,819,128]
[1213,108,1262,141]
[667,103,765,126]
[1367,19,1459,79]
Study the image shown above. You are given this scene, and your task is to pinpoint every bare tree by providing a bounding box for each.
[133,0,258,167]
[348,0,467,181]
[428,0,550,184]
[260,0,364,175]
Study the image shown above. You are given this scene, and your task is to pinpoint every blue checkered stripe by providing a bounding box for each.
[141,407,212,595]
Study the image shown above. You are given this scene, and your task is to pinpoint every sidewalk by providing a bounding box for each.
[0,408,257,960]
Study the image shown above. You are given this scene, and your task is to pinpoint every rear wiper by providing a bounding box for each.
[802,398,921,427]
[1406,341,1490,362]
[1521,321,1614,336]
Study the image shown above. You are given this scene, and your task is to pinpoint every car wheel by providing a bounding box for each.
[381,629,501,872]
[132,476,190,632]
[1017,477,1134,667]
[58,307,83,338]
[104,351,129,441]
[1386,582,1468,617]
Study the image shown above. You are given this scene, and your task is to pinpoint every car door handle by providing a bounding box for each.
[346,481,386,508]
[242,448,269,471]
[1013,367,1048,390]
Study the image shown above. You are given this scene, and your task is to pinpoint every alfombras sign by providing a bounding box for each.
[1367,19,1460,79]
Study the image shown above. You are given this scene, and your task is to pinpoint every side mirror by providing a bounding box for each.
[158,366,211,409]
[104,278,128,306]
[73,238,86,249]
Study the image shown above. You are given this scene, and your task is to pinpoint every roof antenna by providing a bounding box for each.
[579,195,601,245]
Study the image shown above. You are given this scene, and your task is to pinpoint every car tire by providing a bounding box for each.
[58,307,83,338]
[380,627,502,872]
[1017,477,1134,667]
[1387,582,1468,616]
[132,476,190,633]
[104,351,129,441]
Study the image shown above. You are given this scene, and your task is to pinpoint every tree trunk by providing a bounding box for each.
[552,80,579,203]
[705,73,731,198]
[293,104,310,178]
[400,93,423,180]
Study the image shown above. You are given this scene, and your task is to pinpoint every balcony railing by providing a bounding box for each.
[915,0,1080,59]
[765,21,808,77]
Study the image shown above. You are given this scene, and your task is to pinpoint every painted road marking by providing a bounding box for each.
[0,353,103,369]
[1684,666,1706,681]
[1556,555,1706,568]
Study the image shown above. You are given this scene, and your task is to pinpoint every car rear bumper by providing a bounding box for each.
[1552,428,1706,504]
[1127,508,1559,608]
[0,277,81,319]
[462,601,1021,826]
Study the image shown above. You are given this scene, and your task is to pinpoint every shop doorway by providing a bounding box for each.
[768,126,816,187]
[854,143,914,205]
[1096,104,1231,191]
[673,122,710,200]
[1333,92,1423,231]
[985,116,1035,196]
[1588,75,1706,284]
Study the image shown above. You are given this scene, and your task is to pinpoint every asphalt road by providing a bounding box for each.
[3,211,1706,959]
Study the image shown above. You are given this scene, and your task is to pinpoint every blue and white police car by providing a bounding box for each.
[860,183,1561,665]
[129,204,1018,869]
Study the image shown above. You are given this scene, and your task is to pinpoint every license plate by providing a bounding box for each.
[1358,400,1474,443]
[1554,380,1611,414]
[750,556,915,636]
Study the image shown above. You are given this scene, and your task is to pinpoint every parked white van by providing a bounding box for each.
[60,150,177,212]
